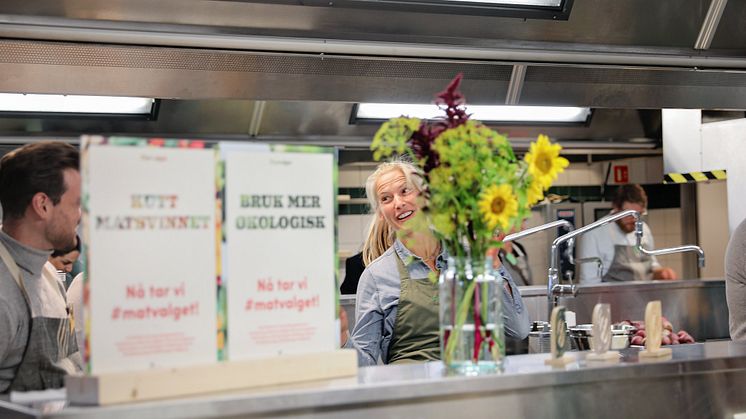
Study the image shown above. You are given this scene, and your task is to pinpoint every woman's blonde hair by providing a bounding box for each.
[361,160,424,266]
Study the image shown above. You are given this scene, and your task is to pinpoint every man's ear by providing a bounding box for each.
[30,192,52,219]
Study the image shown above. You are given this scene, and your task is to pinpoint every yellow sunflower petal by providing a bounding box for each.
[526,179,544,206]
[525,135,569,189]
[478,184,519,231]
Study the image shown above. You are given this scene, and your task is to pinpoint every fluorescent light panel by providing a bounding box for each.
[0,93,155,114]
[356,103,591,123]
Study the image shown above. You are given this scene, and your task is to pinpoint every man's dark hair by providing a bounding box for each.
[612,184,648,210]
[0,142,79,221]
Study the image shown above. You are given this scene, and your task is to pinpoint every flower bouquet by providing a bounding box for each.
[370,74,568,373]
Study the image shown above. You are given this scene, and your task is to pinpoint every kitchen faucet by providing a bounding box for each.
[503,219,574,243]
[504,219,575,286]
[634,219,706,267]
[547,209,706,316]
[547,210,640,315]
[503,219,574,286]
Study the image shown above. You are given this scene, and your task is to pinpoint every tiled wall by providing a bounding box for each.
[550,157,665,187]
[645,208,685,277]
[520,210,550,285]
[697,181,729,279]
[339,164,376,189]
[338,164,376,256]
[338,165,376,279]
[338,214,373,257]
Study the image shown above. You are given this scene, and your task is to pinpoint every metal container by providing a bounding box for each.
[528,321,551,354]
[569,324,634,351]
[518,279,729,342]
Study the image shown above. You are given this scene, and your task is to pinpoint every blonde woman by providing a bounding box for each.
[349,161,529,366]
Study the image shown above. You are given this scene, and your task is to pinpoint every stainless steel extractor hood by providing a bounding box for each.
[0,0,743,158]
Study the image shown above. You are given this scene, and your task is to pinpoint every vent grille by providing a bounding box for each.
[0,39,512,80]
[526,65,746,87]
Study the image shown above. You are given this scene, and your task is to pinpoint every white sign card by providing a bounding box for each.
[83,137,218,374]
[221,143,337,359]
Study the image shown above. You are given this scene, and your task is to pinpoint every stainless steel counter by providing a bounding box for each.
[343,278,730,342]
[4,341,746,419]
[521,278,729,340]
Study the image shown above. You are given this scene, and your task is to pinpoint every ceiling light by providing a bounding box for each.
[353,103,592,124]
[0,93,157,117]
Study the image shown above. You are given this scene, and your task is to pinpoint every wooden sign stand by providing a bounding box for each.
[638,301,672,361]
[66,349,357,406]
[586,351,621,362]
[544,306,574,367]
[586,303,620,363]
[639,347,672,361]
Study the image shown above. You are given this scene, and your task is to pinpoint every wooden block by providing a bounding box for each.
[639,347,672,361]
[586,351,620,363]
[544,354,574,367]
[65,349,358,406]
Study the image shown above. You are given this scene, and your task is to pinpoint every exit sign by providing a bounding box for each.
[614,165,629,183]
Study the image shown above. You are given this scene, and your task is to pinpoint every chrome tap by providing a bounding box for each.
[547,209,707,315]
[547,209,641,315]
[634,220,706,268]
[502,219,574,293]
[503,219,574,243]
[566,237,604,280]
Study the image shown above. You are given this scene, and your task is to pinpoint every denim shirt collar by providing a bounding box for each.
[393,238,448,272]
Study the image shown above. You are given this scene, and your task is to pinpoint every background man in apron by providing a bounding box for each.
[576,184,678,284]
[0,142,82,392]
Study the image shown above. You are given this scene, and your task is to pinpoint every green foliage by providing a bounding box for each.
[376,118,533,259]
[369,84,565,262]
[371,117,421,161]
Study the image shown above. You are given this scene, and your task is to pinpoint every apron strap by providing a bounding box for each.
[0,240,34,388]
[0,240,79,391]
[0,240,65,301]
[0,240,30,300]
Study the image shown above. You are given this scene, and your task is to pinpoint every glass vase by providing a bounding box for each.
[439,255,505,375]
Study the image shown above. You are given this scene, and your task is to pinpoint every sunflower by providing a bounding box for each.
[478,184,518,231]
[526,178,545,206]
[525,134,569,189]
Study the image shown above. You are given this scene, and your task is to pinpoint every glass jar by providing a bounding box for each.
[439,256,504,375]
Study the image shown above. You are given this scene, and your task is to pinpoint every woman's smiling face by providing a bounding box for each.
[375,169,420,231]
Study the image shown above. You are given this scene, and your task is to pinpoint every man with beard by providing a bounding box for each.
[577,184,677,283]
[0,142,82,392]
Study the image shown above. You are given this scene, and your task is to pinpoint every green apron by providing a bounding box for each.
[0,241,79,391]
[387,255,440,364]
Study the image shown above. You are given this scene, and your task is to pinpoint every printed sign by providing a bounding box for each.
[613,165,629,184]
[221,144,337,359]
[82,137,218,374]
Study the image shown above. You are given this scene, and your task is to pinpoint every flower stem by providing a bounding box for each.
[444,278,477,365]
[472,282,482,362]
